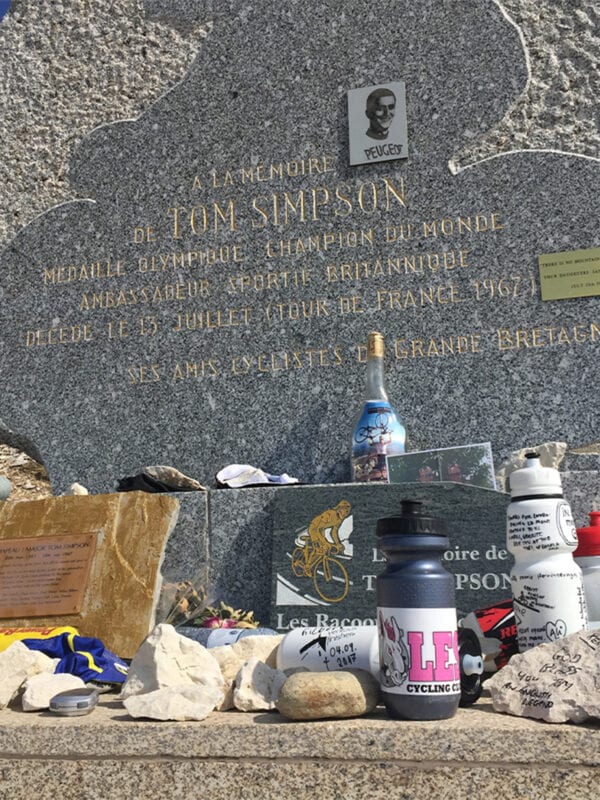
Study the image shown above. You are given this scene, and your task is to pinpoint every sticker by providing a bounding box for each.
[377,607,460,696]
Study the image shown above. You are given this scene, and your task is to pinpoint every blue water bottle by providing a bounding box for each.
[376,499,461,720]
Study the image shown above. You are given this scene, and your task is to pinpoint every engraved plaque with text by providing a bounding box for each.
[0,533,96,617]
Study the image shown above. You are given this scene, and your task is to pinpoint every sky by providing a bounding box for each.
[0,1,10,23]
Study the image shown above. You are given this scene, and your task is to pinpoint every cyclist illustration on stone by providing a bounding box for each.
[291,500,352,603]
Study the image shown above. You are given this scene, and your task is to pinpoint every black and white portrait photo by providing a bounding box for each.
[348,81,408,166]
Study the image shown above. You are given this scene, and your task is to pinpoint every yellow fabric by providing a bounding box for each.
[66,631,104,674]
[0,626,79,651]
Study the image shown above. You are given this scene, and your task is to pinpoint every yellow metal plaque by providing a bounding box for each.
[538,247,600,301]
[0,533,96,618]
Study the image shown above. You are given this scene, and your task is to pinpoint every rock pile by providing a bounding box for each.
[0,641,57,708]
[0,624,383,722]
[119,623,381,722]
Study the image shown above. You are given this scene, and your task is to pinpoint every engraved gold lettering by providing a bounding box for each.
[108,320,128,339]
[172,307,253,331]
[382,176,406,209]
[230,346,344,375]
[80,280,209,311]
[339,295,364,314]
[251,196,270,228]
[496,323,600,350]
[311,187,330,220]
[24,324,93,347]
[358,182,377,213]
[240,155,335,184]
[43,260,125,284]
[132,226,156,243]
[422,212,503,238]
[172,360,219,380]
[385,224,413,242]
[376,285,462,310]
[266,229,373,259]
[228,268,311,294]
[168,201,237,237]
[264,298,330,323]
[128,364,161,385]
[334,185,352,218]
[393,334,482,359]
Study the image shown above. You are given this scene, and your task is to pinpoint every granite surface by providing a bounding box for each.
[2,1,600,247]
[0,1,599,495]
[160,490,208,588]
[269,482,511,628]
[0,694,598,799]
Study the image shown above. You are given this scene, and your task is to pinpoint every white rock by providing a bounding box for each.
[210,645,244,711]
[233,656,287,712]
[231,634,283,669]
[66,482,89,495]
[495,442,567,492]
[487,628,600,723]
[120,623,224,708]
[123,684,221,721]
[0,642,56,709]
[22,672,85,711]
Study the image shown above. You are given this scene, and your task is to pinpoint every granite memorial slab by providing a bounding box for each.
[0,492,180,657]
[269,483,511,630]
[1,0,599,493]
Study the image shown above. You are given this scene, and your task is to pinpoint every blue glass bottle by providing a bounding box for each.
[351,332,406,482]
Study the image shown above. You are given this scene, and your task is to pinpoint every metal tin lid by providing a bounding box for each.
[508,452,563,497]
[376,499,447,537]
[574,511,600,557]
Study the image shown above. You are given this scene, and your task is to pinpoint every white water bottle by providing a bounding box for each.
[507,452,588,652]
[276,626,380,675]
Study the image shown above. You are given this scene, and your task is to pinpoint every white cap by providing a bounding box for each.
[509,452,563,497]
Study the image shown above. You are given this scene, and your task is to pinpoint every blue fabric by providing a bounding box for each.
[23,633,128,684]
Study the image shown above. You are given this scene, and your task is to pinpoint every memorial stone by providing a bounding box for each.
[0,493,180,657]
[1,1,599,494]
[269,483,510,631]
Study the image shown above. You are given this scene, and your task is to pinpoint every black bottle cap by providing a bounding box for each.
[376,499,447,537]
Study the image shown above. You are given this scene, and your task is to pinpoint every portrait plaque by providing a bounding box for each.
[348,80,408,165]
[0,533,97,617]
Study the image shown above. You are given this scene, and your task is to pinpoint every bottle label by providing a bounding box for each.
[352,401,405,482]
[556,501,578,546]
[511,570,588,650]
[377,607,460,697]
[206,628,245,646]
[277,626,377,673]
[507,500,577,553]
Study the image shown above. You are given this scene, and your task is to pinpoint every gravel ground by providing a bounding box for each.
[0,443,53,501]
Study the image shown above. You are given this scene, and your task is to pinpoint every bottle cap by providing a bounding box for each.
[367,331,384,359]
[376,499,447,537]
[508,452,563,497]
[574,511,600,557]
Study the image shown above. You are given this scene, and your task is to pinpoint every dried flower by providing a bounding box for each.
[188,600,259,629]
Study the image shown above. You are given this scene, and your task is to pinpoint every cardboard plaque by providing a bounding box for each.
[0,533,96,617]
